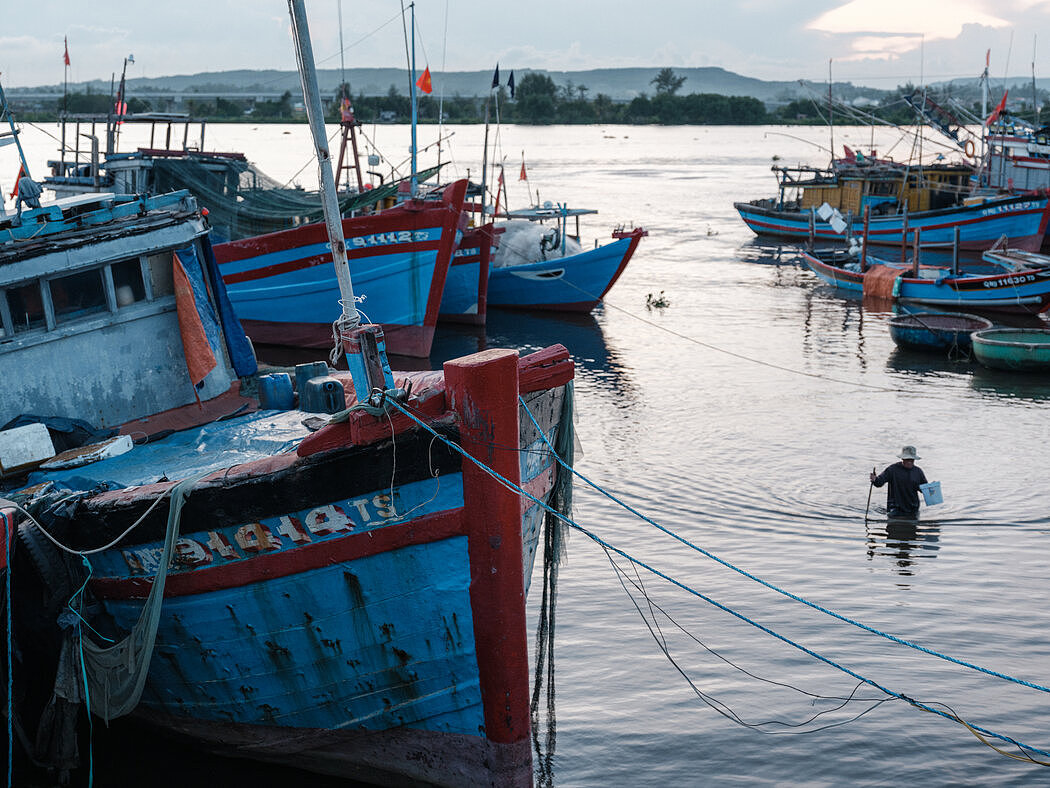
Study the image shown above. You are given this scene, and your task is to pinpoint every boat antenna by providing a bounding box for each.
[436,0,449,181]
[828,59,834,164]
[287,0,360,333]
[1032,35,1039,127]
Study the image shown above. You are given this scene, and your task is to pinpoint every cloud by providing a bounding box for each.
[808,0,1008,39]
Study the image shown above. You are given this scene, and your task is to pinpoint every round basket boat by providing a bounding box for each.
[971,328,1050,371]
[887,312,993,353]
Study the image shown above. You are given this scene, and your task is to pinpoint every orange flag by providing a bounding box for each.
[8,164,23,199]
[986,90,1009,126]
[63,36,71,67]
[173,253,217,390]
[416,66,433,95]
[519,157,527,182]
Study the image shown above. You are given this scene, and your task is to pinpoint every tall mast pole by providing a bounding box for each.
[409,2,418,196]
[0,81,31,180]
[287,0,359,331]
[828,59,834,164]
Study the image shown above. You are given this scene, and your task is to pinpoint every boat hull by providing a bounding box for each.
[735,194,1050,252]
[801,251,1050,313]
[487,228,645,311]
[439,223,495,326]
[887,312,993,352]
[10,346,574,787]
[972,328,1050,371]
[215,182,467,357]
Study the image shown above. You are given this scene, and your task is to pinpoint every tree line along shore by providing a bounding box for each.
[12,69,1034,127]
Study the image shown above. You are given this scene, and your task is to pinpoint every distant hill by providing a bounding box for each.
[11,66,889,106]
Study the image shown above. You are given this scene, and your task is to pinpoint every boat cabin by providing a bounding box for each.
[0,190,247,428]
[776,162,974,217]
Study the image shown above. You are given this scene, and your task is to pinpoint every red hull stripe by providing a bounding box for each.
[91,509,465,600]
[213,206,454,264]
[221,240,438,285]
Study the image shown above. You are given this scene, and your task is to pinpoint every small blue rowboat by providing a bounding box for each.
[971,328,1050,371]
[887,312,993,353]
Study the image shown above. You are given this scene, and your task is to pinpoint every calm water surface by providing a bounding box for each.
[19,123,1050,786]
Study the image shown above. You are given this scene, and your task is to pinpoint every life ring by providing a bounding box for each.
[964,139,976,159]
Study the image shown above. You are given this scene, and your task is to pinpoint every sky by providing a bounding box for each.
[3,1,1050,90]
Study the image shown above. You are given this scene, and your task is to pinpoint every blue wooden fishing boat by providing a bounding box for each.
[214,179,467,358]
[487,206,646,311]
[439,221,495,325]
[887,312,993,353]
[735,160,1050,251]
[971,327,1050,371]
[800,248,1050,313]
[0,11,574,785]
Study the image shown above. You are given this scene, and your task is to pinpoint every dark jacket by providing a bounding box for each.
[873,462,928,517]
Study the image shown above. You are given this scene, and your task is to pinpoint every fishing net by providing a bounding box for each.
[150,157,443,241]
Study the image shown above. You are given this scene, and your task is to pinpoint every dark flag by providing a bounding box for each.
[491,64,500,90]
[508,70,515,99]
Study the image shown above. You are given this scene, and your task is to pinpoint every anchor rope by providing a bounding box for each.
[383,396,1050,763]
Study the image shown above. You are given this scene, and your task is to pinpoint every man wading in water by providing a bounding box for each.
[870,445,928,519]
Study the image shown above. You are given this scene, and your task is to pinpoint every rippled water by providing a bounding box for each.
[18,123,1050,786]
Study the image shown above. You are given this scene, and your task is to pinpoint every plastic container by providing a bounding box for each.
[919,481,943,506]
[258,373,295,410]
[300,376,345,414]
[294,361,329,394]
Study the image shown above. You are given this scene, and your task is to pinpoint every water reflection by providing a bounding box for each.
[865,517,942,577]
[969,364,1050,402]
[431,308,638,403]
[737,238,799,265]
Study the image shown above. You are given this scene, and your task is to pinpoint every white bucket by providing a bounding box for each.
[920,481,943,506]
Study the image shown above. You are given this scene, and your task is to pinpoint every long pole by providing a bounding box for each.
[828,59,834,164]
[409,2,418,196]
[0,82,30,179]
[287,0,359,329]
[865,467,875,522]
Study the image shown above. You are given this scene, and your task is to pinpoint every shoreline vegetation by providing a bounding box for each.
[12,69,1024,128]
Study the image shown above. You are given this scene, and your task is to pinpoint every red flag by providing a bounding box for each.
[173,253,217,389]
[63,36,70,67]
[8,164,23,199]
[415,66,432,95]
[986,49,990,69]
[494,168,505,216]
[986,90,1009,126]
[519,157,527,182]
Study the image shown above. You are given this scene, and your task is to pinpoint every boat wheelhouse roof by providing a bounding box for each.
[503,206,599,220]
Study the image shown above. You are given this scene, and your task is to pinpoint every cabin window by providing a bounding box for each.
[147,251,175,297]
[50,269,108,324]
[111,258,147,305]
[5,282,47,333]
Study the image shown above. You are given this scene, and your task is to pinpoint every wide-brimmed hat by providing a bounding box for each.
[898,445,920,460]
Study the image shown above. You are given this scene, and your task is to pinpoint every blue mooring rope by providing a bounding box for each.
[384,396,1050,761]
[516,400,1050,698]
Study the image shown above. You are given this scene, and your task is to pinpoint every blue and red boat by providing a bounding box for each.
[737,191,1050,251]
[439,221,496,325]
[800,247,1050,313]
[735,157,1050,251]
[1,13,575,786]
[215,179,468,358]
[486,205,647,311]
